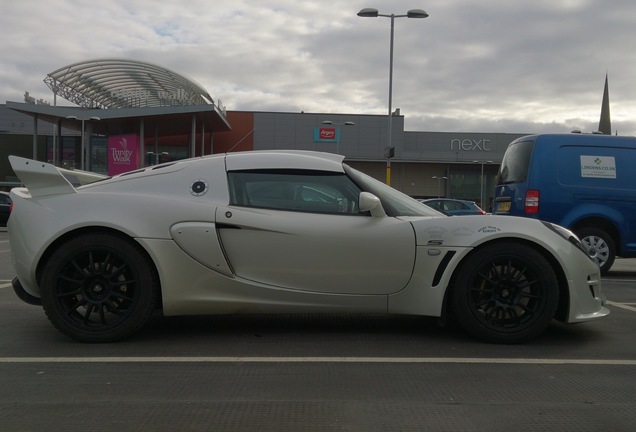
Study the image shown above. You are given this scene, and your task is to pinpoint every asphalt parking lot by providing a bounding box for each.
[1,231,635,431]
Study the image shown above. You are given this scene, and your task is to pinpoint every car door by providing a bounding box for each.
[216,169,416,295]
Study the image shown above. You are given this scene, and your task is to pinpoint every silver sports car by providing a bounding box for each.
[7,151,609,343]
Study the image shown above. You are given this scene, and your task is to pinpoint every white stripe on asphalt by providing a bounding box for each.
[0,357,635,365]
[606,300,636,312]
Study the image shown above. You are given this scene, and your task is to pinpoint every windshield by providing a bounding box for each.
[497,139,534,185]
[345,165,441,217]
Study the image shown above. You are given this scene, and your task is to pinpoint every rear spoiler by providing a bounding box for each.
[8,156,108,198]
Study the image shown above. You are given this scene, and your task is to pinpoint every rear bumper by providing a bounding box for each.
[12,277,41,306]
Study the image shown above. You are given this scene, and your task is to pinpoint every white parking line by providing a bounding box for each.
[0,282,12,289]
[0,357,635,365]
[607,300,636,312]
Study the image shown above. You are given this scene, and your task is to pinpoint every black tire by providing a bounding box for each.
[451,242,559,344]
[40,232,159,343]
[575,227,615,275]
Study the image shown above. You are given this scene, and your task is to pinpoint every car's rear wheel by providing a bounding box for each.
[575,227,615,275]
[451,242,559,343]
[40,232,159,343]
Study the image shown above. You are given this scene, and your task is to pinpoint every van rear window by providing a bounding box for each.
[497,140,534,184]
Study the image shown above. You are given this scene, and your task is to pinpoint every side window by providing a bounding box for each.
[228,170,363,215]
[446,201,464,211]
[429,200,443,211]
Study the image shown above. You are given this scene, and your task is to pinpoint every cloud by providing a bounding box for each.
[1,0,633,135]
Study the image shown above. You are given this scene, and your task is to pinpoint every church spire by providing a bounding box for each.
[598,73,612,135]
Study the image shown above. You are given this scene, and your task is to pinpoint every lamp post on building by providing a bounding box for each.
[84,116,101,171]
[473,160,493,209]
[66,115,101,170]
[321,120,355,155]
[147,151,169,165]
[357,7,429,185]
[432,175,447,198]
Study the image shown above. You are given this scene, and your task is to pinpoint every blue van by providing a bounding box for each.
[494,133,636,274]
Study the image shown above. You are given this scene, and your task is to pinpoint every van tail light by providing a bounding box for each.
[9,202,13,213]
[524,189,539,214]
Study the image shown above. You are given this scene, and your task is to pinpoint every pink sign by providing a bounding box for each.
[108,134,140,175]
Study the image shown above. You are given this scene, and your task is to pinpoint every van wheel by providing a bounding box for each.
[575,227,615,275]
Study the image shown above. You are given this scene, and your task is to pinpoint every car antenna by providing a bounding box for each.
[226,129,255,154]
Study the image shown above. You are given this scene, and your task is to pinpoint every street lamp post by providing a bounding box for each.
[358,7,428,185]
[321,120,355,155]
[432,175,447,198]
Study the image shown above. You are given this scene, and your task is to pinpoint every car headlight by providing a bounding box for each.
[541,221,589,256]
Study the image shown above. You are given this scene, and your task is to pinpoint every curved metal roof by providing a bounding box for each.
[44,59,216,109]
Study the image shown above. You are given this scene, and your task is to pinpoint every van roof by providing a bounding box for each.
[514,133,636,146]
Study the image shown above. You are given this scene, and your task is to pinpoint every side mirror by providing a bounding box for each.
[359,192,386,217]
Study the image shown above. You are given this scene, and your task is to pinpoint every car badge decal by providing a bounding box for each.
[478,226,501,233]
[190,179,209,196]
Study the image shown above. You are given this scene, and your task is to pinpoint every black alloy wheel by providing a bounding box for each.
[40,232,159,343]
[452,242,559,343]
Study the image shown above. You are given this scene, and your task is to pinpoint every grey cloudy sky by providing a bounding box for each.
[1,0,634,135]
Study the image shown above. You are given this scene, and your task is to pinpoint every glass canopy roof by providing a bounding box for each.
[44,58,215,109]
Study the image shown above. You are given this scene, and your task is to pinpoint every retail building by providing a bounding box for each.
[0,59,527,208]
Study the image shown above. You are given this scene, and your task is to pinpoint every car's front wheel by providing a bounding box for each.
[40,232,159,343]
[451,242,559,343]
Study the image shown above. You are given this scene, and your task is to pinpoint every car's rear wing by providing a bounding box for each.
[8,156,108,198]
